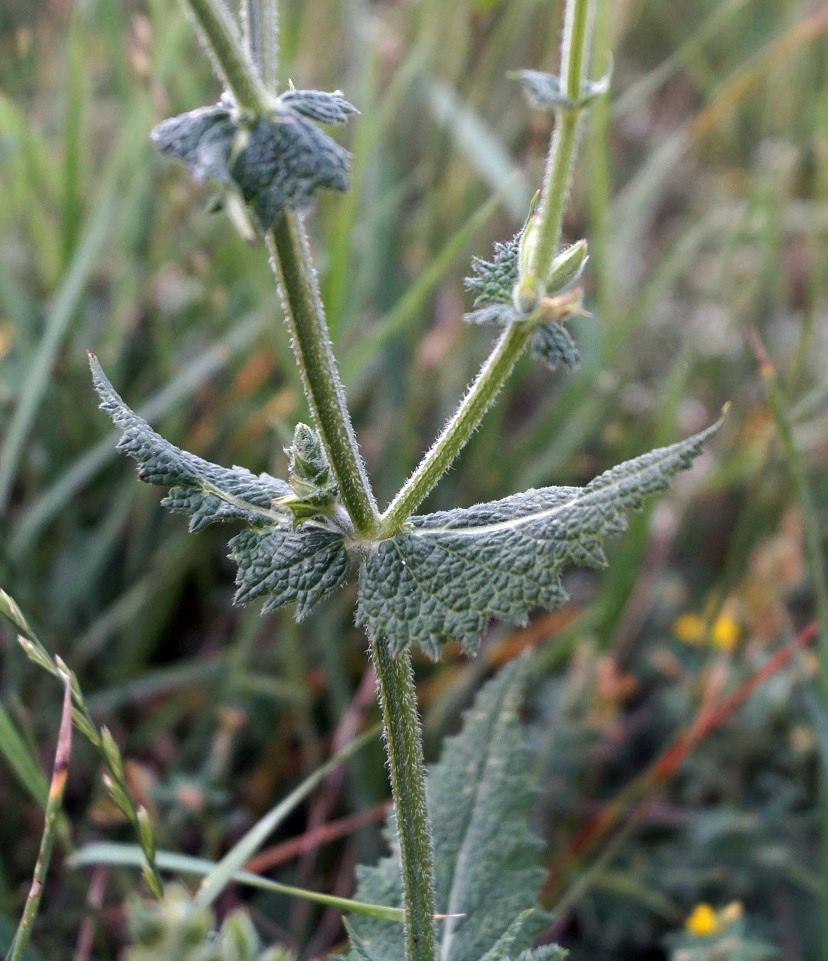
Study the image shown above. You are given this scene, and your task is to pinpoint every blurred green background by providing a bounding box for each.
[1,0,827,958]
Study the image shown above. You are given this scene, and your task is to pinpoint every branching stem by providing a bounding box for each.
[381,0,595,533]
[182,0,379,538]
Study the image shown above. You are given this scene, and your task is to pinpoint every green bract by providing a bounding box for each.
[92,356,720,657]
[151,89,356,228]
[464,231,584,371]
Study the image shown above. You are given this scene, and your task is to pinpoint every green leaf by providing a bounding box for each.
[531,321,579,371]
[512,63,612,111]
[464,231,521,323]
[91,356,290,532]
[357,418,722,657]
[340,657,557,961]
[512,70,573,110]
[151,90,355,229]
[91,357,349,620]
[464,233,581,371]
[229,527,348,619]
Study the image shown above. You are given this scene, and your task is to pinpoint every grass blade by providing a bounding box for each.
[69,843,405,923]
[194,725,379,909]
[8,675,73,961]
[0,703,48,808]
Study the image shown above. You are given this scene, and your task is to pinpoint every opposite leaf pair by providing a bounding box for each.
[91,357,721,659]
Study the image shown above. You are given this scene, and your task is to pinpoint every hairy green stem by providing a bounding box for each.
[266,219,379,536]
[184,0,271,112]
[528,0,593,284]
[370,639,437,961]
[241,0,279,93]
[381,323,534,532]
[182,0,380,536]
[380,0,594,533]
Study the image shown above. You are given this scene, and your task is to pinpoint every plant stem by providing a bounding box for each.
[184,0,271,112]
[370,638,437,961]
[8,677,73,961]
[528,0,593,284]
[266,219,379,536]
[181,0,380,537]
[241,0,279,94]
[381,323,533,532]
[381,0,595,534]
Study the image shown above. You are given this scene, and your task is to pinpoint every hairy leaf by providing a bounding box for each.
[512,70,572,110]
[357,418,721,657]
[513,67,611,111]
[91,357,348,620]
[340,658,556,961]
[280,89,359,125]
[229,527,348,620]
[91,356,290,532]
[464,232,521,318]
[151,90,356,228]
[464,233,580,371]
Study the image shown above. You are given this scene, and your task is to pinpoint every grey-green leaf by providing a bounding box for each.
[229,526,348,620]
[357,418,722,657]
[512,70,572,111]
[280,89,358,125]
[341,658,555,961]
[90,356,290,532]
[464,232,521,315]
[531,322,579,371]
[151,91,354,229]
[91,357,349,621]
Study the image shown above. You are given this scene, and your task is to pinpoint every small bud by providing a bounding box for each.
[286,423,332,495]
[512,274,542,315]
[101,727,126,778]
[545,239,588,293]
[517,213,541,280]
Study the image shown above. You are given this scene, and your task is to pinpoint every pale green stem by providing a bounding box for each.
[241,0,279,94]
[528,0,594,284]
[184,0,271,112]
[266,220,380,536]
[8,679,73,961]
[183,0,380,536]
[371,638,437,961]
[381,323,534,533]
[381,0,595,534]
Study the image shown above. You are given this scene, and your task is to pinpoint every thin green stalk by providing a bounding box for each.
[183,0,380,537]
[8,677,73,961]
[266,218,380,536]
[371,638,436,961]
[183,0,270,112]
[2,588,164,897]
[528,0,593,284]
[381,323,534,532]
[241,0,279,93]
[380,0,595,534]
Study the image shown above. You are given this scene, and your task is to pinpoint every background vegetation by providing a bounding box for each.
[1,0,827,958]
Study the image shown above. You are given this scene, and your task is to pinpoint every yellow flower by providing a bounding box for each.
[685,903,721,937]
[673,609,741,652]
[710,613,740,652]
[673,613,704,645]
